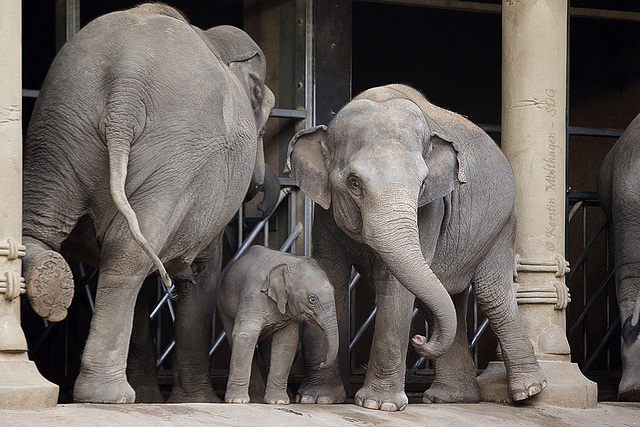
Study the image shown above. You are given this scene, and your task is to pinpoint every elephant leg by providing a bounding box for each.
[126,276,164,403]
[424,290,481,403]
[615,264,640,401]
[472,234,546,401]
[73,253,150,403]
[354,267,414,412]
[167,237,222,403]
[22,163,84,322]
[225,320,262,403]
[264,322,300,404]
[297,215,350,404]
[610,197,640,401]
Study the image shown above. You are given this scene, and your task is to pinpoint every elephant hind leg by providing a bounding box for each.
[23,237,74,322]
[22,163,85,322]
[472,235,546,402]
[424,290,481,404]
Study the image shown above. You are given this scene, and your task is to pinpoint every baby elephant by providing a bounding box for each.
[217,245,339,404]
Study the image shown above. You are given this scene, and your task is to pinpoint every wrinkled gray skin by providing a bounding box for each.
[217,245,339,404]
[598,113,640,402]
[22,4,276,404]
[286,84,546,411]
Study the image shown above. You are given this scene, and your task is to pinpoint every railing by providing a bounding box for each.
[565,191,620,391]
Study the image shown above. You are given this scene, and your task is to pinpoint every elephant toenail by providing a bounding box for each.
[512,391,528,401]
[363,399,379,409]
[528,385,542,396]
[300,395,315,404]
[380,402,397,411]
[317,396,333,404]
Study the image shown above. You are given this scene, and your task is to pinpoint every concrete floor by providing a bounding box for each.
[0,402,638,426]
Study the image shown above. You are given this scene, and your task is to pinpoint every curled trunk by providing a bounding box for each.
[362,200,456,359]
[317,307,340,368]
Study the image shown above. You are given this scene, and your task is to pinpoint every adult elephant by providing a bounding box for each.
[22,3,276,404]
[598,113,640,402]
[286,84,545,411]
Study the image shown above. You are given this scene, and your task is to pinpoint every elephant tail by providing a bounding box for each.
[105,113,173,293]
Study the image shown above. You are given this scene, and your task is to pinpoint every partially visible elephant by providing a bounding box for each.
[217,245,339,404]
[598,112,640,402]
[22,3,276,404]
[286,84,545,411]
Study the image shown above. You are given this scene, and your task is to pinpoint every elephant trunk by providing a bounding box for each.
[361,198,456,359]
[317,305,340,369]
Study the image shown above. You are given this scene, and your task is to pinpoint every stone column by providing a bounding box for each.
[0,0,59,409]
[476,0,597,408]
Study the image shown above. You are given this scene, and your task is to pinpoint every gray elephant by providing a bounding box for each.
[286,84,546,411]
[217,245,339,404]
[598,112,640,402]
[22,3,276,404]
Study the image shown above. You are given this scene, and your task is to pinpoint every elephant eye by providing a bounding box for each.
[308,295,318,306]
[347,175,363,195]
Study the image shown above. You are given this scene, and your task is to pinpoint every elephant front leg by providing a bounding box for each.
[225,322,262,403]
[264,322,300,404]
[74,270,148,403]
[355,269,415,411]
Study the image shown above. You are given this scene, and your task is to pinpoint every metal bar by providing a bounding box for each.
[209,331,227,357]
[566,219,608,283]
[567,126,624,138]
[149,285,175,321]
[568,266,615,339]
[567,200,583,222]
[280,222,303,252]
[22,89,39,98]
[582,316,620,373]
[348,272,361,293]
[229,187,292,265]
[356,0,640,23]
[349,307,376,353]
[469,317,490,351]
[156,339,175,367]
[270,108,307,119]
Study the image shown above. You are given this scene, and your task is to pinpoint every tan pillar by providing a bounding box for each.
[0,0,59,409]
[476,0,597,408]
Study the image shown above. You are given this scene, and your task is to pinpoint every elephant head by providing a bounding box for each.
[202,25,278,217]
[261,261,339,368]
[285,85,464,358]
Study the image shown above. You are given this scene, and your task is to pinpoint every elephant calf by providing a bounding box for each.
[217,245,339,404]
[598,112,640,401]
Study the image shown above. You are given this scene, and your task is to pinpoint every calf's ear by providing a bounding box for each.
[261,263,290,315]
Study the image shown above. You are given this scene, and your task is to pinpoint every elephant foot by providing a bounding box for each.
[354,384,408,411]
[423,380,481,404]
[224,387,250,403]
[25,250,74,322]
[264,388,290,405]
[74,372,135,403]
[295,374,346,404]
[508,365,546,401]
[167,384,221,403]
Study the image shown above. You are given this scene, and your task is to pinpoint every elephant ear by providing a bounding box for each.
[284,125,331,210]
[261,263,290,315]
[418,129,463,207]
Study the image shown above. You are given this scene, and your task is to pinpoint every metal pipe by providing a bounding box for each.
[280,222,303,252]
